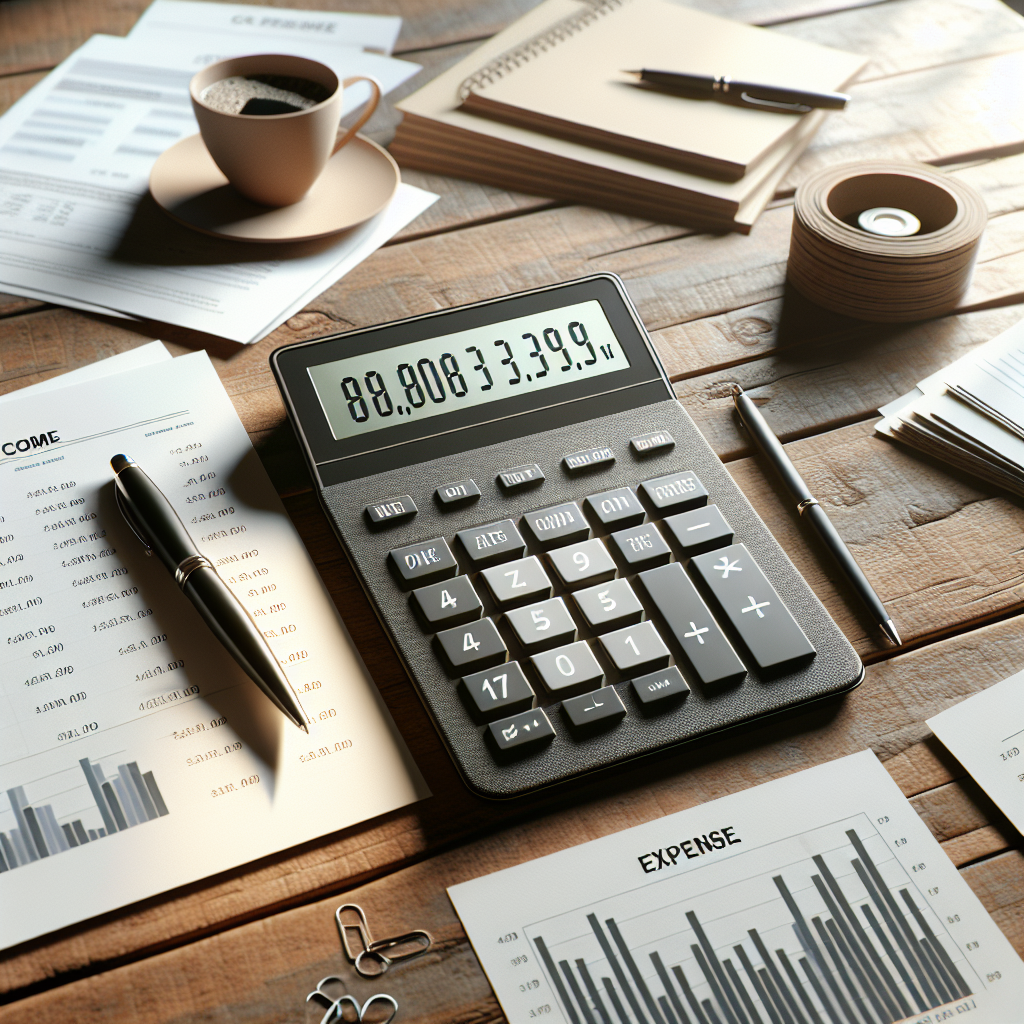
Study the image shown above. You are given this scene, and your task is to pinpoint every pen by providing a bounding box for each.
[110,454,308,731]
[730,386,901,646]
[623,70,849,112]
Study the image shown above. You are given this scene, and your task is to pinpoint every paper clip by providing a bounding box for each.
[306,977,398,1024]
[335,903,433,977]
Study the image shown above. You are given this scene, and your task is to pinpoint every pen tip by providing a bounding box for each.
[622,70,641,76]
[731,383,743,397]
[881,619,902,646]
[110,454,132,473]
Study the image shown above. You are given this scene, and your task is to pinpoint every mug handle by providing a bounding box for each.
[332,76,382,154]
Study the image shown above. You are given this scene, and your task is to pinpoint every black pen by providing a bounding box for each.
[623,70,849,112]
[731,387,901,646]
[110,454,308,730]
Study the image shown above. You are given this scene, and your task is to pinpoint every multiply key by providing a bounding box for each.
[456,519,526,568]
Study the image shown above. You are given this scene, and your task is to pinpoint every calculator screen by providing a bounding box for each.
[307,300,629,441]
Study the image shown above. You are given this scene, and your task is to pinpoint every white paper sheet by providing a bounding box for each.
[450,750,1024,1024]
[0,351,428,950]
[928,670,1024,837]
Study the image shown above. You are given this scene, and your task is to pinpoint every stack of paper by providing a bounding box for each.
[876,317,1024,496]
[0,1,438,344]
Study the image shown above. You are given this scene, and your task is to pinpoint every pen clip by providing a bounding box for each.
[739,91,811,114]
[114,486,153,556]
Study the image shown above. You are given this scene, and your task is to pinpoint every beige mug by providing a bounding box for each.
[190,54,381,207]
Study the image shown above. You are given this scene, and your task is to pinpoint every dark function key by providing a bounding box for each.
[487,707,555,756]
[366,494,417,525]
[505,598,577,652]
[562,687,626,731]
[631,666,690,706]
[638,562,745,687]
[456,519,526,568]
[639,471,708,515]
[546,539,617,590]
[630,430,675,456]
[389,537,458,589]
[411,575,482,630]
[521,501,590,549]
[584,486,645,530]
[480,555,552,609]
[690,543,815,672]
[573,578,644,633]
[531,641,604,697]
[462,662,534,721]
[598,620,670,675]
[435,617,507,674]
[435,479,480,506]
[563,446,615,473]
[497,464,545,490]
[663,504,734,557]
[608,523,671,573]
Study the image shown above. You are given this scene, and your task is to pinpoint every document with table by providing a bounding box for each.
[0,349,428,950]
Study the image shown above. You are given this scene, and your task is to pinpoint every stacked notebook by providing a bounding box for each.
[392,0,866,232]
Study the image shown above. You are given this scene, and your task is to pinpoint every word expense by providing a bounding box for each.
[638,826,741,872]
[2,430,59,456]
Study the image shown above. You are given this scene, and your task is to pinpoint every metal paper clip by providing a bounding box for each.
[335,903,433,977]
[306,977,398,1024]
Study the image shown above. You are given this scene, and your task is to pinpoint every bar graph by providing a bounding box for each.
[0,756,168,871]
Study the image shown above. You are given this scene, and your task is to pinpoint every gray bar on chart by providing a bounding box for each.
[101,782,129,831]
[754,969,792,1024]
[111,776,139,827]
[746,929,806,1024]
[724,957,763,1024]
[690,945,741,1024]
[799,956,842,1024]
[812,919,872,1024]
[703,998,725,1024]
[857,904,922,1015]
[673,965,712,1024]
[72,820,89,845]
[97,828,106,837]
[914,938,951,1006]
[899,890,970,999]
[0,831,18,869]
[143,771,169,816]
[577,959,613,1024]
[607,917,668,1024]
[534,936,581,1024]
[561,959,597,1024]
[651,950,692,1024]
[21,806,49,858]
[79,759,117,835]
[688,912,746,1024]
[88,829,98,840]
[0,843,7,871]
[40,805,70,852]
[117,765,146,824]
[35,805,63,854]
[604,977,633,1024]
[734,945,782,1024]
[587,914,649,1024]
[10,828,31,866]
[775,949,822,1024]
[7,788,39,861]
[126,762,158,820]
[61,823,79,848]
[660,995,680,1024]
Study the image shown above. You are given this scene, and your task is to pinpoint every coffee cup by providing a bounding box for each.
[190,54,381,207]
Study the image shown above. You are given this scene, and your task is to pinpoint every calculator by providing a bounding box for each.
[271,274,862,798]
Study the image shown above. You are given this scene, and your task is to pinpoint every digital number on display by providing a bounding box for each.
[307,300,629,441]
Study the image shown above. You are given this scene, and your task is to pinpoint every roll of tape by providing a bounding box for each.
[788,161,987,323]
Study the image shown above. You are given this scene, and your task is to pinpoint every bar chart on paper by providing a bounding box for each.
[449,752,1024,1024]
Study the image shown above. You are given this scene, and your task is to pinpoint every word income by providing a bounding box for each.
[2,430,59,456]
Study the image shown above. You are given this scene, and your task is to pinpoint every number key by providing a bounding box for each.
[546,538,616,589]
[480,555,552,609]
[573,578,644,633]
[505,598,576,652]
[598,620,670,675]
[461,662,534,721]
[435,618,507,674]
[531,641,604,697]
[411,575,482,629]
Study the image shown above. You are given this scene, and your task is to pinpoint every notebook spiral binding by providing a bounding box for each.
[457,0,627,101]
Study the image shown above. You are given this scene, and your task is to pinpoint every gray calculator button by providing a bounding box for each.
[584,487,645,530]
[411,575,482,630]
[435,617,507,674]
[609,522,671,572]
[639,471,708,515]
[481,556,552,609]
[531,641,604,697]
[631,430,675,456]
[573,578,644,633]
[497,464,545,490]
[388,537,458,588]
[487,707,555,755]
[638,563,745,687]
[435,479,480,506]
[631,666,690,706]
[562,687,626,731]
[690,543,815,672]
[546,539,616,589]
[505,598,576,652]
[563,446,615,473]
[366,495,417,525]
[521,501,590,549]
[598,620,670,675]
[456,519,526,568]
[663,504,734,557]
[462,662,534,721]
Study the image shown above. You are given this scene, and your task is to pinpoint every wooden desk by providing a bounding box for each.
[1,0,1023,1019]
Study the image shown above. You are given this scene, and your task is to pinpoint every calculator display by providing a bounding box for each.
[308,300,629,441]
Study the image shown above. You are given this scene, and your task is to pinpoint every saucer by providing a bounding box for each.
[149,133,399,242]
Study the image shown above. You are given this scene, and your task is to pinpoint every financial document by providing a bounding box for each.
[450,751,1024,1024]
[0,351,428,950]
[928,671,1024,836]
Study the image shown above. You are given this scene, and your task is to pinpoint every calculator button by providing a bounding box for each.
[563,446,615,473]
[456,519,526,568]
[573,578,644,633]
[497,464,545,491]
[411,575,482,630]
[584,487,645,530]
[531,641,604,696]
[631,430,675,456]
[462,662,534,721]
[663,505,734,557]
[547,539,617,589]
[389,538,458,588]
[561,687,626,731]
[631,666,690,706]
[608,523,671,573]
[521,501,590,549]
[480,555,552,609]
[690,543,815,672]
[598,620,670,675]
[505,598,577,652]
[435,618,507,674]
[638,563,745,687]
[487,707,555,756]
[639,471,708,515]
[435,479,480,506]
[366,495,417,525]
